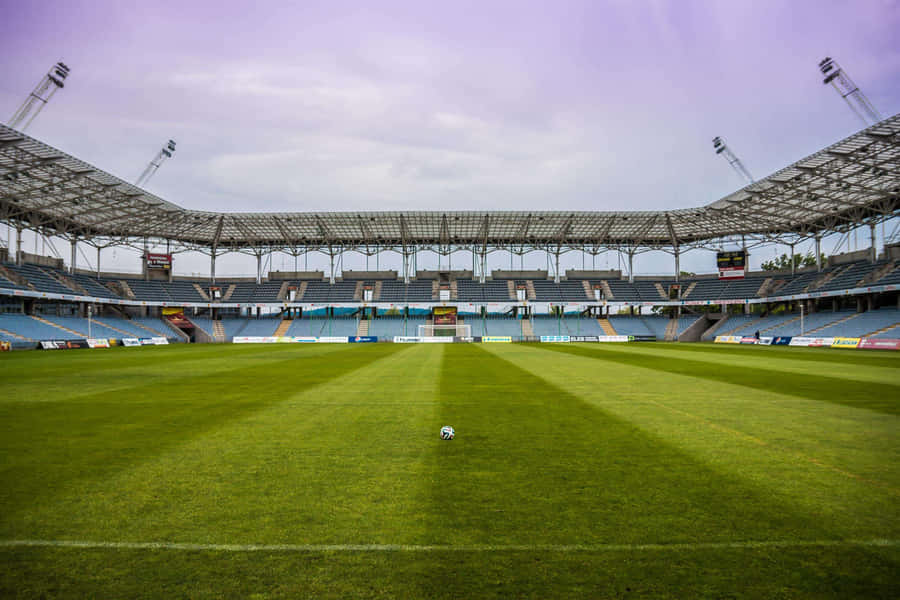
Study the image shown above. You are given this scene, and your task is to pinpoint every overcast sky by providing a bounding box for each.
[2,0,898,277]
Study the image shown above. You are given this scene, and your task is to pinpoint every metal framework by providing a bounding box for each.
[1,115,899,282]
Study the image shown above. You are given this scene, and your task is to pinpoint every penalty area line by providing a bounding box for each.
[0,539,897,553]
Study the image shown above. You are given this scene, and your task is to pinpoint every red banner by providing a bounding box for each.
[857,338,900,350]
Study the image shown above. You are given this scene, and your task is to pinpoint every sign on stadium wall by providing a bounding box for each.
[857,338,900,350]
[758,337,773,345]
[831,337,861,348]
[392,336,454,343]
[481,336,512,343]
[788,337,834,347]
[39,339,89,350]
[771,336,792,345]
[540,335,571,343]
[86,338,110,348]
[122,338,141,347]
[570,336,599,342]
[349,336,378,343]
[714,335,742,344]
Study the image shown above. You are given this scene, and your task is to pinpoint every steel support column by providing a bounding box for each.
[256,253,262,284]
[870,222,877,263]
[674,247,680,283]
[627,249,635,283]
[814,234,822,272]
[96,246,101,278]
[210,252,217,284]
[554,252,560,284]
[15,226,22,265]
[789,243,795,275]
[70,237,77,274]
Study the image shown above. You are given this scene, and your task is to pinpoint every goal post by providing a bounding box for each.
[418,323,472,338]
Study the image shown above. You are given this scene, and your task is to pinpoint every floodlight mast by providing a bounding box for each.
[712,136,754,185]
[819,57,882,126]
[7,61,71,132]
[135,139,176,187]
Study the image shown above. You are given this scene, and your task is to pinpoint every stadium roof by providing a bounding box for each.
[1,115,898,254]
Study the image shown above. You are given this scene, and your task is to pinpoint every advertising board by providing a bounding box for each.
[739,337,759,344]
[857,338,900,350]
[831,337,861,348]
[39,339,89,350]
[86,338,110,348]
[349,336,378,343]
[771,336,792,345]
[122,338,141,347]
[570,336,599,342]
[540,335,571,343]
[481,336,512,343]
[714,335,742,344]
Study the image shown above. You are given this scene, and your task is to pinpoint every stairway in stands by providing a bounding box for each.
[865,321,900,337]
[521,319,534,338]
[806,312,859,335]
[357,318,370,336]
[0,327,31,341]
[193,283,210,301]
[598,318,617,335]
[92,317,132,337]
[213,320,226,342]
[31,315,82,337]
[274,319,292,337]
[664,318,679,341]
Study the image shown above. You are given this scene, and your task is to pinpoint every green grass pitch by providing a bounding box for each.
[1,342,898,598]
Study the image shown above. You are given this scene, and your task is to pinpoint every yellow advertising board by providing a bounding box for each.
[831,337,861,348]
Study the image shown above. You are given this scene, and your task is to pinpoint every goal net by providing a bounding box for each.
[417,323,472,337]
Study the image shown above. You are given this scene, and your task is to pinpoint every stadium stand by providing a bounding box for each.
[608,315,654,337]
[6,264,75,295]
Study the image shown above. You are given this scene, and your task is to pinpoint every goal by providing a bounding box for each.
[417,323,472,337]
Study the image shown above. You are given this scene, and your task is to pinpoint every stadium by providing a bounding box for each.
[2,2,900,598]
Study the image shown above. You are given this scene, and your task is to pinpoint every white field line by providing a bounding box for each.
[0,539,897,553]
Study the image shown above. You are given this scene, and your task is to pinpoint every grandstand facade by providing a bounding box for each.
[1,115,899,347]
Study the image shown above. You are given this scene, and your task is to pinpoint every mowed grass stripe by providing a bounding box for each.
[0,343,403,530]
[4,344,444,544]
[0,343,356,403]
[485,343,899,539]
[647,340,900,367]
[422,344,832,546]
[592,342,900,386]
[3,538,897,552]
[544,342,900,415]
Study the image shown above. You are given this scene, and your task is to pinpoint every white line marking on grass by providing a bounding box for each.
[1,539,897,553]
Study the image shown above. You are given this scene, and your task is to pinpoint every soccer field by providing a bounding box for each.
[1,342,898,598]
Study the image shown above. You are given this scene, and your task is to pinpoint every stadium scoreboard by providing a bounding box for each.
[717,251,747,279]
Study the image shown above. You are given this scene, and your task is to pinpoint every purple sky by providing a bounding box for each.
[2,0,899,277]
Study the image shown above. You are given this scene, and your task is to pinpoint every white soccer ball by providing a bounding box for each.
[440,426,455,440]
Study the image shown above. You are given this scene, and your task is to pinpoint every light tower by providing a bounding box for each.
[818,57,882,126]
[135,139,177,187]
[8,61,71,131]
[712,136,754,185]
